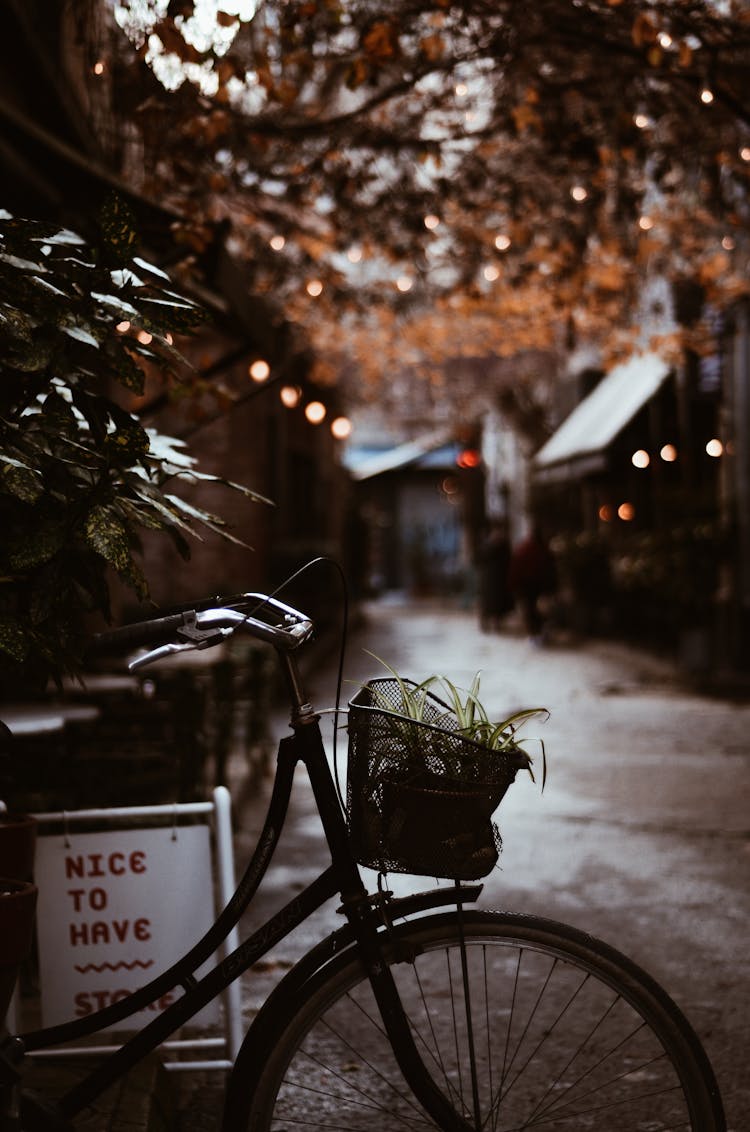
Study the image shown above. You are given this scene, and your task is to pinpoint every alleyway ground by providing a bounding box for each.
[179,597,750,1130]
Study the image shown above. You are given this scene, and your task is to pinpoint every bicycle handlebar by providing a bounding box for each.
[91,592,315,666]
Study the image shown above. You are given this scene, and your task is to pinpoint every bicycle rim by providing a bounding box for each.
[246,910,724,1131]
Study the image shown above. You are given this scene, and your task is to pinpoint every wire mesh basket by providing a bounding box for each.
[347,678,528,880]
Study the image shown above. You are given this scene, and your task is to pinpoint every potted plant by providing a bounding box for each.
[347,662,547,880]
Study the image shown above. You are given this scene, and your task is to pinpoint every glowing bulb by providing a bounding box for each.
[305,401,326,424]
[455,82,468,97]
[137,330,152,345]
[331,416,352,439]
[93,60,106,75]
[632,449,650,469]
[270,234,285,251]
[598,504,614,522]
[494,234,511,251]
[639,215,654,231]
[396,276,413,292]
[571,185,588,202]
[706,438,723,457]
[700,88,714,104]
[165,332,173,345]
[347,245,362,263]
[424,214,440,230]
[249,359,270,382]
[279,385,301,408]
[483,264,500,281]
[658,32,672,48]
[634,114,650,129]
[741,147,750,162]
[660,444,677,462]
[306,279,323,297]
[115,321,130,333]
[722,236,735,251]
[618,502,635,521]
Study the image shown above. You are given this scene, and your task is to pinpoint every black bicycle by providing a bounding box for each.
[1,585,726,1130]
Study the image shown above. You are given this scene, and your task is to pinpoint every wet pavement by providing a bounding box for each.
[176,597,750,1131]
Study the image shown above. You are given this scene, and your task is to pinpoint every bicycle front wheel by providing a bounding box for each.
[244,909,724,1131]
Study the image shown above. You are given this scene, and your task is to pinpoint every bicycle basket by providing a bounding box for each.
[346,678,527,880]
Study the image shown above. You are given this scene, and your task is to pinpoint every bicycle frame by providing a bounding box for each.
[11,701,480,1131]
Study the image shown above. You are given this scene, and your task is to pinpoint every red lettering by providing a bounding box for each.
[88,854,106,878]
[91,922,109,945]
[74,992,92,1017]
[65,856,85,879]
[89,887,107,912]
[112,920,129,943]
[64,852,148,878]
[134,918,151,941]
[68,889,85,912]
[70,923,88,947]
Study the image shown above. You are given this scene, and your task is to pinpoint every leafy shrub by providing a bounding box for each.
[0,198,265,689]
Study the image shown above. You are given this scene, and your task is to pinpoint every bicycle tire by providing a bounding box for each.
[238,909,724,1131]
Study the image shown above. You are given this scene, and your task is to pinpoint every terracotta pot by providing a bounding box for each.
[0,813,37,881]
[0,877,38,1024]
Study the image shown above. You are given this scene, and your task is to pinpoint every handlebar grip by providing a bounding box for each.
[90,611,193,655]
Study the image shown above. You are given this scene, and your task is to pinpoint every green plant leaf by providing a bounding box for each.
[0,616,30,662]
[97,194,139,268]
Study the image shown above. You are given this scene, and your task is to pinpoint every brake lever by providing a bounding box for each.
[129,642,197,672]
[128,621,234,672]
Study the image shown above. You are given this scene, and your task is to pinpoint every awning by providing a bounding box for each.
[533,352,670,483]
[344,428,455,481]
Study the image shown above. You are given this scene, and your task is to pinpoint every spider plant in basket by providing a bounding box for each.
[346,658,548,879]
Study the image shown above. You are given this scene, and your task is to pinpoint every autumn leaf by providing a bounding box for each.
[152,18,204,64]
[420,34,444,62]
[362,20,398,60]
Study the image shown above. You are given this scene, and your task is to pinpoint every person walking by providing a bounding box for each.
[508,525,557,644]
[476,522,513,633]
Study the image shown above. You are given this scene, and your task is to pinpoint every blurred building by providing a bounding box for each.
[529,292,750,674]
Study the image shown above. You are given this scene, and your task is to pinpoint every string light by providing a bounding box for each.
[632,449,650,468]
[571,185,588,202]
[396,276,413,292]
[137,330,152,345]
[658,32,673,48]
[424,215,440,230]
[639,215,655,231]
[700,88,714,105]
[279,385,301,408]
[660,444,678,462]
[347,245,362,263]
[270,235,285,251]
[305,401,326,425]
[634,114,650,129]
[249,359,270,382]
[706,438,723,457]
[598,504,614,522]
[455,82,468,97]
[741,146,750,162]
[722,236,735,251]
[331,416,352,440]
[93,61,106,75]
[483,265,500,282]
[494,234,511,251]
[618,502,635,521]
[115,321,130,333]
[306,279,323,297]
